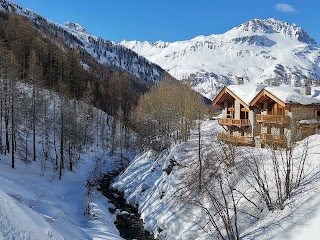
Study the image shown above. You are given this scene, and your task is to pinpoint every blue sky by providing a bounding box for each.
[13,0,320,44]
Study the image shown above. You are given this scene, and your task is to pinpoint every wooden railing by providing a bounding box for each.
[260,133,285,144]
[218,118,250,126]
[218,132,253,145]
[256,114,287,124]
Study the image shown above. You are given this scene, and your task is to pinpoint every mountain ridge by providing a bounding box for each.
[121,18,320,99]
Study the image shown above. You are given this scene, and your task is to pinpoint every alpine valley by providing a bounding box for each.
[0,0,320,240]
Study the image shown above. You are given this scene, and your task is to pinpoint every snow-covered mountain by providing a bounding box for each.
[0,0,168,84]
[64,22,89,34]
[121,18,320,99]
[60,22,168,84]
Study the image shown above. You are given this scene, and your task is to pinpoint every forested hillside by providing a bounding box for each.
[0,10,149,181]
[0,8,145,239]
[0,0,171,85]
[0,11,154,119]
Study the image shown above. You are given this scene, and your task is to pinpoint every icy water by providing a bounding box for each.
[98,174,155,240]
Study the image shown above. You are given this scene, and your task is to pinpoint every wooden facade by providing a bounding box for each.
[212,87,256,146]
[251,89,320,147]
[218,132,253,145]
[213,87,320,147]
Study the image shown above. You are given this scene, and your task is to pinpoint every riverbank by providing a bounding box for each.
[98,173,154,240]
[0,150,124,239]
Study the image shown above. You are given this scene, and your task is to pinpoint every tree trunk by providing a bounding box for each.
[33,86,36,162]
[11,82,14,169]
[59,102,64,179]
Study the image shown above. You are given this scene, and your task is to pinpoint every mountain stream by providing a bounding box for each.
[98,174,155,240]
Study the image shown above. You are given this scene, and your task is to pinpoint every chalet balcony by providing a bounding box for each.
[218,118,250,127]
[218,132,253,145]
[256,114,287,124]
[260,133,285,145]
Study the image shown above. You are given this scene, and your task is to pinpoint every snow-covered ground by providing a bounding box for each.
[113,120,320,239]
[0,82,138,239]
[0,147,127,240]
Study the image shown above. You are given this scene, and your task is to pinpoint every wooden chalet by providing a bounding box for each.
[250,84,320,147]
[213,80,320,148]
[212,84,264,146]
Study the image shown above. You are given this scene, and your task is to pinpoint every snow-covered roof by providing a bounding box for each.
[225,84,320,106]
[227,84,266,105]
[264,85,320,105]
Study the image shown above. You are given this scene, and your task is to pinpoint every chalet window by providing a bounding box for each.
[267,126,271,135]
[240,110,248,119]
[317,110,320,117]
[227,110,234,118]
[227,100,235,118]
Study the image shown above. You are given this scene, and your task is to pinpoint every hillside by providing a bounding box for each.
[113,120,320,239]
[0,80,137,239]
[61,22,168,84]
[121,18,320,99]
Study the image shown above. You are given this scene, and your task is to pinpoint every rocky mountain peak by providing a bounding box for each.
[234,18,316,45]
[64,22,89,34]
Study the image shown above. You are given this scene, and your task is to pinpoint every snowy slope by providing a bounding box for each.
[0,149,124,240]
[61,22,167,84]
[113,120,320,239]
[0,189,62,240]
[121,18,320,99]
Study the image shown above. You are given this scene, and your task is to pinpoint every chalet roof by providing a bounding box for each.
[266,86,320,104]
[251,86,320,107]
[212,84,265,109]
[213,84,320,109]
[227,84,266,105]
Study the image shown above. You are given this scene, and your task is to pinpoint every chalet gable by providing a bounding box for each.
[212,87,250,109]
[250,89,286,108]
[212,84,267,110]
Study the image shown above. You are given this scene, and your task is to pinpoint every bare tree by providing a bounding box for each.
[176,140,249,240]
[27,50,44,162]
[239,128,320,211]
[133,78,206,150]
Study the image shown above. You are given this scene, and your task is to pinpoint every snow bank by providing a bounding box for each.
[113,120,320,239]
[0,189,61,240]
[0,150,124,240]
